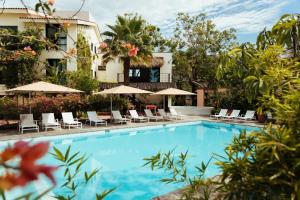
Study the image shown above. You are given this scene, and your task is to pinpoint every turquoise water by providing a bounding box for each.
[4,121,259,199]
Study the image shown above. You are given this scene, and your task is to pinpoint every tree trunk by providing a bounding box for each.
[123,57,130,85]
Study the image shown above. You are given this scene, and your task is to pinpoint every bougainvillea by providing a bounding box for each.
[0,141,57,190]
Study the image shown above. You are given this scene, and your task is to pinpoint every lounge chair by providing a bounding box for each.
[87,111,107,127]
[210,109,228,119]
[42,113,61,131]
[62,112,82,129]
[222,110,241,120]
[144,109,164,121]
[169,108,186,120]
[158,109,177,120]
[236,110,255,121]
[112,110,131,124]
[129,110,149,123]
[19,114,39,134]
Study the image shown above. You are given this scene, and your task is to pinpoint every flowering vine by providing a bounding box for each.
[0,141,57,190]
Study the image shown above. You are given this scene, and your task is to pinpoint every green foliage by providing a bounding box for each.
[171,13,236,92]
[216,124,300,199]
[147,13,300,200]
[272,14,300,58]
[101,13,165,83]
[0,26,45,87]
[144,150,213,200]
[0,97,20,120]
[30,94,87,119]
[76,33,93,71]
[51,146,115,200]
[67,70,99,94]
[44,66,68,85]
[87,95,129,112]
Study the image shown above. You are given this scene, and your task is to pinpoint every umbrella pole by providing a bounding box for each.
[29,92,32,114]
[110,94,113,114]
[163,95,165,110]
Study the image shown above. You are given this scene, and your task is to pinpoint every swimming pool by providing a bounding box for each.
[3,121,259,199]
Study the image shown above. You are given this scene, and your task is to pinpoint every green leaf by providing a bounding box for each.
[53,146,65,161]
[32,187,55,200]
[64,146,71,162]
[96,187,117,200]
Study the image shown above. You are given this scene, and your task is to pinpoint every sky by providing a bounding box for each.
[4,0,300,43]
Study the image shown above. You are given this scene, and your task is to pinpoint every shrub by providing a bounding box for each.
[30,94,87,119]
[67,70,99,94]
[87,95,129,113]
[0,97,21,120]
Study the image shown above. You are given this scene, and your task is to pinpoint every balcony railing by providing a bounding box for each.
[117,73,171,83]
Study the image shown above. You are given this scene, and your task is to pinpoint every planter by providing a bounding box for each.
[257,114,265,123]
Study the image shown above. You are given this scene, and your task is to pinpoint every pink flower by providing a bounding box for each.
[128,46,139,57]
[23,46,32,51]
[0,141,57,190]
[99,42,108,49]
[48,0,55,6]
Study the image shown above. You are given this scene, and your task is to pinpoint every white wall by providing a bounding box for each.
[96,53,173,82]
[170,106,214,116]
[153,52,172,82]
[0,11,102,76]
[78,25,102,78]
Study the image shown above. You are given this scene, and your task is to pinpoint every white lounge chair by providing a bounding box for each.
[19,114,39,134]
[169,108,186,120]
[87,111,107,126]
[42,113,61,131]
[62,112,82,129]
[158,109,177,120]
[236,110,255,121]
[222,110,241,120]
[129,110,149,123]
[144,109,164,121]
[210,109,228,119]
[112,110,131,124]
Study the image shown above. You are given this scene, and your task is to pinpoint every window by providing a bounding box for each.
[0,70,3,84]
[98,65,106,71]
[0,26,18,32]
[91,43,93,51]
[129,69,140,78]
[47,59,67,75]
[46,24,67,51]
[150,68,160,82]
[129,67,160,83]
[94,46,97,54]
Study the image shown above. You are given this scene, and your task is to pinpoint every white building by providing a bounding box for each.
[0,8,174,91]
[0,8,101,78]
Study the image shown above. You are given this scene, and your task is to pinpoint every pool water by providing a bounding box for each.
[4,121,259,200]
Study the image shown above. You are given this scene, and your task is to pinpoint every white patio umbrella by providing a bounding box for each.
[151,88,196,109]
[5,81,83,113]
[93,85,152,112]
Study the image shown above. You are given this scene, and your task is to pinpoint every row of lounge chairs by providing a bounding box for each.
[18,108,186,134]
[210,109,256,121]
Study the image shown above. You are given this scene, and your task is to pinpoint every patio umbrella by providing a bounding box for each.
[151,88,196,109]
[93,85,152,112]
[6,81,83,113]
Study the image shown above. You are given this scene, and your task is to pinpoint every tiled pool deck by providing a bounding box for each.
[0,116,262,141]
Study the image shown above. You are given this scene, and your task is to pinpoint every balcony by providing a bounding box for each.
[99,82,176,91]
[117,73,171,83]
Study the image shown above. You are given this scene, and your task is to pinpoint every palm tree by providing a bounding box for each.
[272,14,300,58]
[100,14,161,84]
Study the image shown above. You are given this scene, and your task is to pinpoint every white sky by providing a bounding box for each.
[3,0,300,41]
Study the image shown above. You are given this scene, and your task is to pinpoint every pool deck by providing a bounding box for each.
[0,116,262,142]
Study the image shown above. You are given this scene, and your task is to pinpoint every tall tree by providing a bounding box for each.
[76,32,93,71]
[171,13,236,94]
[100,14,164,84]
[0,26,45,87]
[272,14,300,58]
